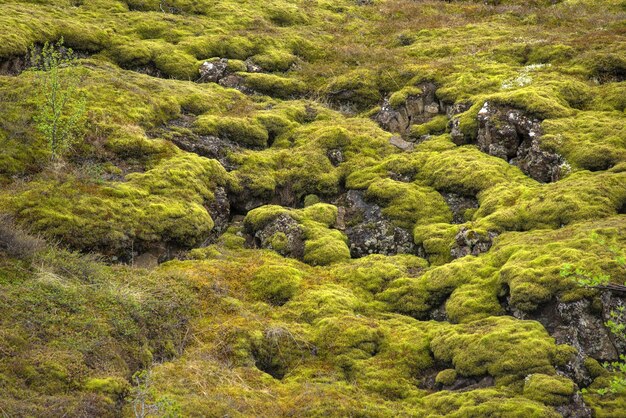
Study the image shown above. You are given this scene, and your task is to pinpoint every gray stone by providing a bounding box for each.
[474,101,569,183]
[389,135,414,151]
[251,213,305,260]
[336,190,420,258]
[374,82,440,135]
[198,59,228,83]
[450,227,497,259]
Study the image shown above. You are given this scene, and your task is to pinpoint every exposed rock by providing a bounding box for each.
[389,135,414,151]
[0,54,29,76]
[133,252,159,269]
[450,227,497,259]
[503,292,626,387]
[422,369,494,392]
[474,101,568,183]
[218,74,254,94]
[130,62,165,78]
[336,190,420,258]
[207,186,231,236]
[534,298,618,361]
[251,213,305,259]
[556,391,593,418]
[244,58,263,73]
[429,301,448,322]
[158,116,238,170]
[170,133,237,170]
[327,148,344,166]
[441,192,479,224]
[198,58,228,83]
[374,82,440,135]
[445,101,472,118]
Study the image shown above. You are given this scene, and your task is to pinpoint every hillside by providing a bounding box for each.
[0,0,625,416]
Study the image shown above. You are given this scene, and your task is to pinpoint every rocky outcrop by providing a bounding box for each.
[441,192,479,224]
[327,148,344,166]
[198,59,229,83]
[454,102,569,183]
[156,116,238,170]
[335,190,420,258]
[207,186,231,237]
[0,54,29,76]
[197,57,262,94]
[450,227,497,259]
[501,291,626,387]
[248,213,305,259]
[170,133,237,170]
[556,392,593,418]
[389,135,415,151]
[374,82,440,135]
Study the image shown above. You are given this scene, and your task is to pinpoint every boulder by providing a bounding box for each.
[337,190,419,258]
[374,82,440,135]
[450,227,497,259]
[441,192,479,224]
[198,58,228,83]
[251,213,305,259]
[474,102,568,183]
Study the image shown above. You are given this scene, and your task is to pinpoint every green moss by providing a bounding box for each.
[388,86,423,108]
[303,230,350,266]
[413,223,460,266]
[330,254,427,294]
[194,114,269,148]
[303,194,321,207]
[244,205,291,231]
[365,178,452,229]
[528,44,575,65]
[244,204,349,266]
[435,369,457,386]
[10,153,229,254]
[542,112,626,171]
[241,73,306,99]
[430,317,558,385]
[409,115,449,138]
[152,49,199,80]
[84,377,130,397]
[523,374,576,406]
[301,203,338,227]
[325,69,381,111]
[417,388,560,417]
[315,315,384,360]
[250,265,303,306]
[251,50,298,72]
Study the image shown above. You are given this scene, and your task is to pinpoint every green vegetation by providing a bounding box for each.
[0,0,624,416]
[30,38,86,162]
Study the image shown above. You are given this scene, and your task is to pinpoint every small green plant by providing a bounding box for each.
[30,37,86,162]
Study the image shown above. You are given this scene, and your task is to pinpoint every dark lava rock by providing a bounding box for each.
[250,213,305,259]
[327,149,344,166]
[0,54,29,76]
[159,116,238,170]
[198,58,229,83]
[450,227,497,259]
[336,190,420,258]
[170,133,237,170]
[207,186,231,236]
[471,101,568,183]
[441,192,479,224]
[374,82,440,135]
[218,74,255,95]
[556,391,593,418]
[502,291,626,387]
